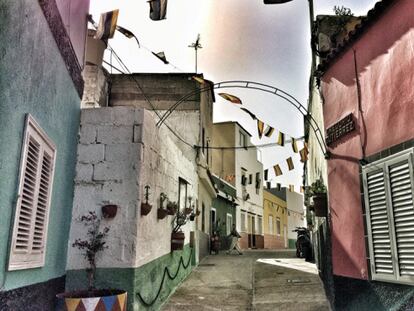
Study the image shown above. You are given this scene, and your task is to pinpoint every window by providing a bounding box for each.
[178,178,188,211]
[241,211,246,232]
[239,131,246,148]
[268,215,273,235]
[9,115,56,270]
[241,168,247,186]
[255,172,261,194]
[363,148,414,284]
[226,214,233,235]
[249,174,253,184]
[276,217,281,236]
[257,216,263,235]
[202,128,205,154]
[201,203,205,232]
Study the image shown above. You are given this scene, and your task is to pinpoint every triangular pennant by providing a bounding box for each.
[286,157,294,171]
[264,169,268,181]
[82,297,100,311]
[95,10,119,40]
[152,51,169,64]
[240,107,257,120]
[116,25,135,39]
[219,93,242,104]
[264,125,275,138]
[257,120,265,139]
[277,131,285,146]
[273,164,283,176]
[277,183,281,191]
[192,76,205,84]
[299,147,309,163]
[65,298,81,311]
[149,0,168,20]
[291,137,298,153]
[117,293,127,311]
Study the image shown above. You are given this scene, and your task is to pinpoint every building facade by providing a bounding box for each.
[316,0,414,309]
[0,0,89,309]
[263,189,288,249]
[211,122,264,249]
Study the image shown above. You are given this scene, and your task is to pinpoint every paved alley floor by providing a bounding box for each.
[162,250,331,311]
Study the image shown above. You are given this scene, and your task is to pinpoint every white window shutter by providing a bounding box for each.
[9,115,56,270]
[387,157,414,281]
[364,168,396,280]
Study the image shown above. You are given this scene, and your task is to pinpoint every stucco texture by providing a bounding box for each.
[321,0,414,280]
[0,0,81,290]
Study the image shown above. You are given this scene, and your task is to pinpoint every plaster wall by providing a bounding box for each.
[0,0,81,291]
[286,191,305,240]
[321,0,414,280]
[66,107,198,271]
[263,190,287,249]
[211,123,236,184]
[81,64,110,108]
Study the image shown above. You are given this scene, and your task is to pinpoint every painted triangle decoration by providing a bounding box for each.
[117,293,127,311]
[219,93,242,104]
[82,297,100,311]
[65,298,81,311]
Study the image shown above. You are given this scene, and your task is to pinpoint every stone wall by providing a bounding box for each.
[81,64,110,108]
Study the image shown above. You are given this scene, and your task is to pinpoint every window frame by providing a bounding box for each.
[276,217,281,236]
[178,177,188,211]
[363,148,414,285]
[226,213,233,235]
[9,114,56,270]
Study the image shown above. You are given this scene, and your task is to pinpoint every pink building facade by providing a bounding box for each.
[318,0,414,308]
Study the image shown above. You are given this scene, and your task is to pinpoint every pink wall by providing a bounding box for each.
[321,0,414,280]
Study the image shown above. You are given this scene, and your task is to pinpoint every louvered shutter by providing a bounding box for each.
[387,155,414,282]
[9,115,56,270]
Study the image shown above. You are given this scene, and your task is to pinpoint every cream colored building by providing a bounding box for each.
[263,189,288,249]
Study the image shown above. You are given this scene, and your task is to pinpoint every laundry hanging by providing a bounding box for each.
[257,120,265,139]
[240,108,257,120]
[273,164,283,177]
[152,51,169,64]
[95,10,119,40]
[219,93,242,104]
[149,0,168,20]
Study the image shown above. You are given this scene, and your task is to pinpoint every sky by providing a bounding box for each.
[90,0,377,190]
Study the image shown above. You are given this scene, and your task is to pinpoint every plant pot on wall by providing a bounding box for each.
[158,208,168,220]
[313,193,327,217]
[171,231,185,251]
[141,202,152,216]
[56,289,127,311]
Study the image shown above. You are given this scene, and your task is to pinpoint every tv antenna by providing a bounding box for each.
[188,34,202,73]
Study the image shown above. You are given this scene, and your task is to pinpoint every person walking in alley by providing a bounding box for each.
[227,224,243,255]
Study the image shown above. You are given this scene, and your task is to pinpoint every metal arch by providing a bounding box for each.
[156,80,329,157]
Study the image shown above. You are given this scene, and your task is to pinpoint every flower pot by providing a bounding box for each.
[167,206,177,215]
[195,208,201,216]
[313,193,327,217]
[184,207,193,215]
[141,202,152,216]
[56,289,127,311]
[171,231,185,251]
[158,208,168,219]
[101,204,118,219]
[189,214,195,221]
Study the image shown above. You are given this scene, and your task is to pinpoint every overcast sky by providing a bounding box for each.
[90,0,377,190]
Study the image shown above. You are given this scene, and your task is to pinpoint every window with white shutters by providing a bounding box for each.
[8,115,56,270]
[363,148,414,284]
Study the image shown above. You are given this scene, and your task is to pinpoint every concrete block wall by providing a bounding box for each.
[81,64,109,108]
[67,106,198,271]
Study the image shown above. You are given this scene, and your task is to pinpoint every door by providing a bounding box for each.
[284,225,288,248]
[210,208,216,235]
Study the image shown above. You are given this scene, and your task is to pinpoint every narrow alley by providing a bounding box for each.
[162,250,330,311]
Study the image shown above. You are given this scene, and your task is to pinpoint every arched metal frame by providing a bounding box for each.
[156,80,328,157]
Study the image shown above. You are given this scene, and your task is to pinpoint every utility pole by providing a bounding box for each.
[188,34,202,73]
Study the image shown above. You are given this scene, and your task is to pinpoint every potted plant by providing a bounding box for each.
[56,211,127,311]
[158,193,169,219]
[308,179,328,217]
[141,185,152,216]
[166,201,178,215]
[171,210,189,251]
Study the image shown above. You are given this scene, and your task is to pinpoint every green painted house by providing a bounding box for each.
[0,0,89,309]
[211,175,237,250]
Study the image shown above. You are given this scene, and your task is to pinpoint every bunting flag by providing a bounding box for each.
[267,181,271,189]
[264,125,275,137]
[192,76,206,84]
[152,51,169,64]
[240,107,257,120]
[299,147,309,163]
[257,120,265,139]
[219,93,242,104]
[291,137,298,153]
[273,164,283,176]
[95,10,119,40]
[149,0,168,20]
[286,157,294,171]
[116,25,135,39]
[277,183,281,191]
[264,169,268,181]
[277,131,285,146]
[289,184,294,192]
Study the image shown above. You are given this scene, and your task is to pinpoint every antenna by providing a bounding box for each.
[188,34,202,73]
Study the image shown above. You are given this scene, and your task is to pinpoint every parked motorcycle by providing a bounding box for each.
[293,227,312,261]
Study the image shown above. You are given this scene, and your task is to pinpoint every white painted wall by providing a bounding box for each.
[67,107,199,270]
[286,191,305,240]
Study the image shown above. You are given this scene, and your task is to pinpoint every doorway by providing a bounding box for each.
[247,214,256,248]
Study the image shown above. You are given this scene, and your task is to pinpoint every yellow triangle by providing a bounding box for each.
[117,292,127,309]
[65,298,81,311]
